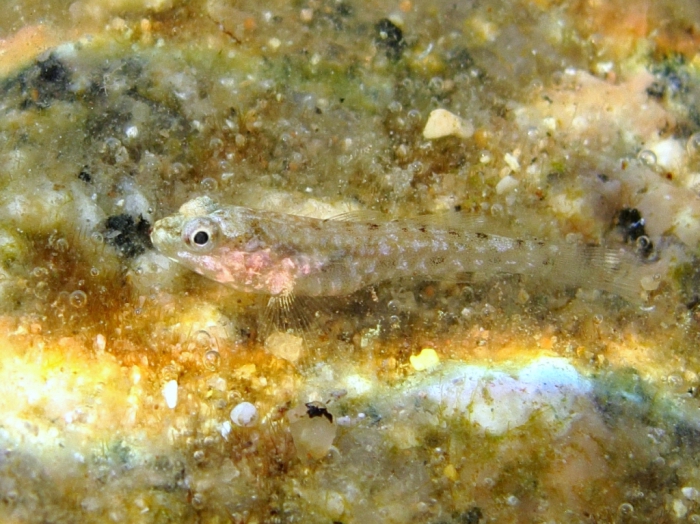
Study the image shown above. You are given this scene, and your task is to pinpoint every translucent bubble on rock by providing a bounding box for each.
[203,349,221,371]
[637,149,657,167]
[618,502,634,516]
[69,290,88,308]
[200,177,218,191]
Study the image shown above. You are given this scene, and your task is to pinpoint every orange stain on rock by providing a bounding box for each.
[0,25,58,77]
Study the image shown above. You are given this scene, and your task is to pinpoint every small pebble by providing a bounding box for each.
[423,109,474,140]
[163,380,178,409]
[265,331,304,363]
[496,174,519,195]
[288,402,337,460]
[683,487,700,501]
[230,402,258,427]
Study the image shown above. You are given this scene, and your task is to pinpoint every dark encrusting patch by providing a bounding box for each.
[16,54,74,109]
[78,167,92,183]
[104,214,152,258]
[615,207,654,258]
[447,47,475,72]
[456,507,483,524]
[375,18,406,61]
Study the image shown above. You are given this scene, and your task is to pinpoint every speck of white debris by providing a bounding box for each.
[496,174,519,195]
[230,402,258,427]
[648,138,684,170]
[640,274,660,292]
[682,487,700,501]
[125,125,139,139]
[542,117,557,131]
[422,109,474,140]
[265,331,304,363]
[594,61,614,75]
[300,8,313,22]
[410,348,440,371]
[163,380,178,409]
[268,37,281,50]
[342,374,374,397]
[322,491,345,520]
[672,207,700,247]
[219,420,232,440]
[503,152,521,171]
[506,495,519,506]
[673,499,688,518]
[94,334,106,352]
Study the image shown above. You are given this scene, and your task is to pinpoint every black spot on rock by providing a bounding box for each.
[336,3,353,17]
[448,47,475,71]
[78,167,92,183]
[105,214,152,258]
[455,507,483,524]
[646,80,666,100]
[305,402,333,423]
[375,18,406,61]
[17,54,74,109]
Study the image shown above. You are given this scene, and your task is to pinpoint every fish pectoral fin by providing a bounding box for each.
[260,293,327,354]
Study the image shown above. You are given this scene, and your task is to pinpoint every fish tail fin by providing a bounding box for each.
[551,244,663,305]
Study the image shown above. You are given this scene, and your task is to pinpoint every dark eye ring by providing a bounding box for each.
[182,217,219,253]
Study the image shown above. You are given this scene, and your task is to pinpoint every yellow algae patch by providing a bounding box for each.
[410,348,440,371]
[443,463,458,482]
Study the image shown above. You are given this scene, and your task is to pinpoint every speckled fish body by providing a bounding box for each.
[150,196,647,302]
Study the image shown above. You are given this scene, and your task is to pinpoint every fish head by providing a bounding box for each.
[150,196,273,292]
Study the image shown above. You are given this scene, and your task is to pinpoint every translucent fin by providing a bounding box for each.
[259,293,326,350]
[546,244,662,306]
[327,210,392,223]
[403,212,510,234]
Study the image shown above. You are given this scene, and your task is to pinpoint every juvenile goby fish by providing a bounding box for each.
[150,196,652,303]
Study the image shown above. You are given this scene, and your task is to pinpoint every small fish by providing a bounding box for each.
[150,196,655,305]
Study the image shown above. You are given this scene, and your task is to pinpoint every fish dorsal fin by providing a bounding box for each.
[328,209,513,231]
[328,207,553,238]
[326,210,392,222]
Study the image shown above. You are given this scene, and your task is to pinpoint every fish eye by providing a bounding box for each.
[182,217,219,253]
